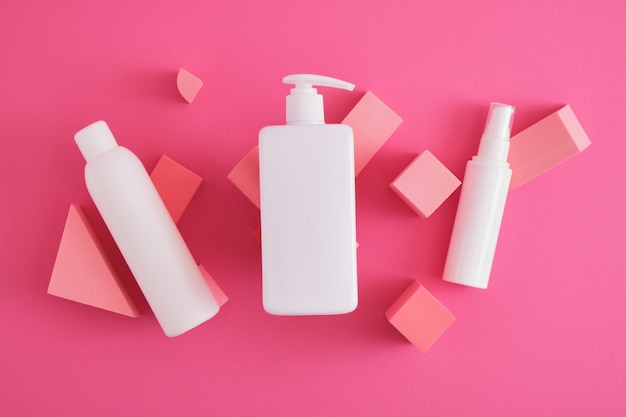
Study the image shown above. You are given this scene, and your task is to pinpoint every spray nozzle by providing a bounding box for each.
[282,74,355,124]
[477,102,516,161]
[484,103,515,139]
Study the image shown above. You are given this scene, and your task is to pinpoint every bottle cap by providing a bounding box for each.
[283,74,355,124]
[477,103,515,161]
[75,120,118,162]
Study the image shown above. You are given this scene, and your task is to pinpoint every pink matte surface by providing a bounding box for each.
[386,280,455,352]
[390,150,461,217]
[47,205,140,317]
[1,1,625,415]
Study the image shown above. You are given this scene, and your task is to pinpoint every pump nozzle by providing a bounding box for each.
[282,74,355,124]
[283,74,355,92]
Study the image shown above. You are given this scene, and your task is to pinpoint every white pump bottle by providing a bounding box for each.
[443,103,515,289]
[259,74,358,315]
[75,121,219,336]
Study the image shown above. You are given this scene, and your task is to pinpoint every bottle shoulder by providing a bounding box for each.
[259,124,353,142]
[84,146,147,179]
[468,156,511,170]
[260,123,352,132]
[86,146,139,164]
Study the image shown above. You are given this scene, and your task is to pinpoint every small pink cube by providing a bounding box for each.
[390,150,461,217]
[386,281,455,352]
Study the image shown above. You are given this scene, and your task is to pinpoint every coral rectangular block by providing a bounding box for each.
[176,68,203,103]
[386,281,455,352]
[342,91,403,175]
[150,155,203,223]
[390,150,461,217]
[227,146,261,209]
[508,105,591,190]
[48,205,140,317]
[198,265,228,307]
[227,91,402,208]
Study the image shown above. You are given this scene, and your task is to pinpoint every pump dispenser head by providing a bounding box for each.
[283,74,355,124]
[477,102,515,162]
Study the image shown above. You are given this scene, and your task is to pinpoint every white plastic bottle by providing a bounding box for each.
[74,121,219,336]
[259,74,358,315]
[442,103,515,289]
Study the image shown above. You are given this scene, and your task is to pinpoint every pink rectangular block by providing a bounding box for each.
[386,281,455,353]
[509,105,591,190]
[227,91,402,208]
[227,146,261,209]
[343,91,403,175]
[150,155,203,223]
[390,150,461,217]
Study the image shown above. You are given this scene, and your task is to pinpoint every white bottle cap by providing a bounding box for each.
[283,74,355,124]
[75,120,119,162]
[477,103,515,162]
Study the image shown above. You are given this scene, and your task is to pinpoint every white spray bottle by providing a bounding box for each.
[443,103,515,289]
[259,74,358,315]
[75,121,219,336]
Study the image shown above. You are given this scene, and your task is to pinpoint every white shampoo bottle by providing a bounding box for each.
[259,74,358,315]
[443,103,515,289]
[75,121,219,336]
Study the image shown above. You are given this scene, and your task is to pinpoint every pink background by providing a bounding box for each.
[1,1,625,415]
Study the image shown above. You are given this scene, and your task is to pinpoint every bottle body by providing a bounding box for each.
[259,124,358,315]
[77,122,218,336]
[442,157,511,289]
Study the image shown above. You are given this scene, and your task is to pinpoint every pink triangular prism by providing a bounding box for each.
[198,264,228,307]
[150,155,203,223]
[47,205,140,317]
[176,68,203,103]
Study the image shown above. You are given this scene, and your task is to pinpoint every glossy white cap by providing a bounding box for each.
[283,74,355,124]
[477,103,515,162]
[75,120,118,162]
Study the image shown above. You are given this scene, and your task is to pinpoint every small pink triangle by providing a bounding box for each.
[48,205,140,317]
[176,68,203,103]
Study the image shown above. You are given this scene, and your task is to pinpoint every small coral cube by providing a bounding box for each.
[390,150,460,217]
[386,281,455,352]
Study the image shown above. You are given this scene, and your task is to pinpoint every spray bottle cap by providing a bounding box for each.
[283,74,355,124]
[477,102,515,161]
